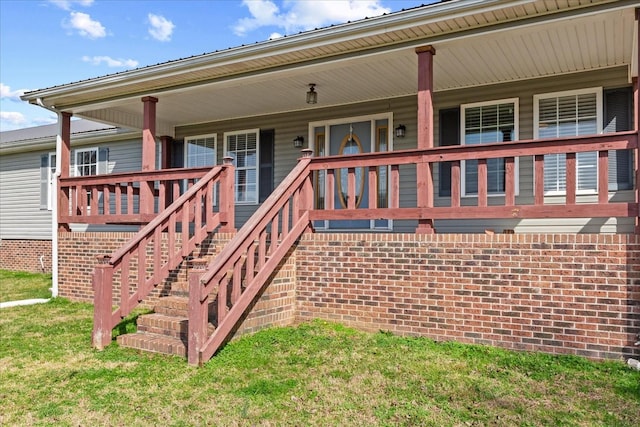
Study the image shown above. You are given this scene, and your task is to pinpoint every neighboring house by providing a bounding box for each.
[15,0,640,364]
[0,121,140,274]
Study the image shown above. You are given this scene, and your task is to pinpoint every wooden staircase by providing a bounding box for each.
[93,152,314,365]
[117,260,216,357]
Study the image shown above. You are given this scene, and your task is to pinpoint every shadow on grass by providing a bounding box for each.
[111,309,152,339]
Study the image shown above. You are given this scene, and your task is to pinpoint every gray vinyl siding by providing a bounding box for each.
[0,150,53,239]
[0,137,143,238]
[179,67,633,234]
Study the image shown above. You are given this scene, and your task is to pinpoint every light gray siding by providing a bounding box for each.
[0,137,143,238]
[0,149,53,239]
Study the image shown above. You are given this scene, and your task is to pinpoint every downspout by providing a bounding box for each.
[36,98,60,298]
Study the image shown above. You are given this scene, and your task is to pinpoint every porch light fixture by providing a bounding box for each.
[293,136,304,148]
[306,84,317,104]
[395,124,406,138]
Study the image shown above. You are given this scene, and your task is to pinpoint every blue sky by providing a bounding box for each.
[0,0,428,131]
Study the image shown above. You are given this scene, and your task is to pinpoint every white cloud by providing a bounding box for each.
[67,11,106,39]
[148,13,175,42]
[0,111,28,126]
[82,56,139,68]
[233,0,390,36]
[0,111,57,131]
[0,83,28,101]
[49,0,94,11]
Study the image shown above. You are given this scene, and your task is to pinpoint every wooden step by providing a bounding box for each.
[117,333,186,357]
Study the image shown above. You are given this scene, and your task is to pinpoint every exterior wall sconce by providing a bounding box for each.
[293,136,304,148]
[395,124,406,138]
[306,84,317,104]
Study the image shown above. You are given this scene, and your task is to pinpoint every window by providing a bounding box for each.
[75,147,98,176]
[225,129,258,204]
[461,99,518,196]
[185,134,216,168]
[40,152,56,210]
[534,88,602,194]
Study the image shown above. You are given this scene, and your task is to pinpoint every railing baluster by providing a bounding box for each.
[206,180,214,231]
[270,214,279,254]
[246,241,256,284]
[598,150,609,204]
[231,259,242,304]
[120,253,130,314]
[566,153,576,205]
[451,160,461,208]
[281,199,290,237]
[127,183,134,214]
[91,186,99,215]
[347,167,356,210]
[115,183,122,216]
[182,200,190,257]
[153,226,161,284]
[477,159,487,207]
[103,185,110,215]
[218,274,229,324]
[534,154,544,205]
[326,169,335,210]
[137,236,148,299]
[368,166,377,210]
[391,165,399,209]
[258,230,267,269]
[505,157,515,206]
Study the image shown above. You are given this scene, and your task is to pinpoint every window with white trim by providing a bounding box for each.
[185,134,216,167]
[40,152,56,210]
[225,129,258,204]
[461,99,518,196]
[75,147,99,176]
[534,88,602,194]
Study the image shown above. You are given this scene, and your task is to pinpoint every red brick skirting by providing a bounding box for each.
[296,233,640,360]
[58,232,640,360]
[0,239,52,273]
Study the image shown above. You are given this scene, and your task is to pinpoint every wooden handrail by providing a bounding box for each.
[91,163,234,350]
[189,154,313,365]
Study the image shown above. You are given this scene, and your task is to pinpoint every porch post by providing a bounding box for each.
[633,8,640,234]
[141,96,158,216]
[415,45,436,234]
[160,135,172,169]
[58,112,72,232]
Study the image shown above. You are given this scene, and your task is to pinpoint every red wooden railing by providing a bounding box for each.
[59,167,218,226]
[186,131,638,365]
[187,151,313,365]
[307,131,639,224]
[91,162,235,349]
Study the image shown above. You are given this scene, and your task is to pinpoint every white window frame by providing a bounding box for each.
[184,134,217,168]
[224,128,259,205]
[74,147,99,177]
[47,152,56,211]
[533,87,603,196]
[460,98,520,197]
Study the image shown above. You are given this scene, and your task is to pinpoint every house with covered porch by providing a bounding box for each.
[20,0,640,365]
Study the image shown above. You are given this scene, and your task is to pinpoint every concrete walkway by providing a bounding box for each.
[0,298,50,309]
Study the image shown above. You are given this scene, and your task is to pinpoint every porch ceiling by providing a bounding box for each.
[69,5,637,137]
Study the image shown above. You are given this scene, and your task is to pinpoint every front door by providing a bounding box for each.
[311,114,392,230]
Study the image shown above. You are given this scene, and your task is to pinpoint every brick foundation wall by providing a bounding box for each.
[58,232,233,306]
[0,239,52,273]
[296,233,640,360]
[57,231,640,360]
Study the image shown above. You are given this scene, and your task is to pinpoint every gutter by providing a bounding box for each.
[35,98,60,298]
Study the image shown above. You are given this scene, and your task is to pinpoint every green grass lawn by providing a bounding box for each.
[0,269,51,302]
[1,298,639,426]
